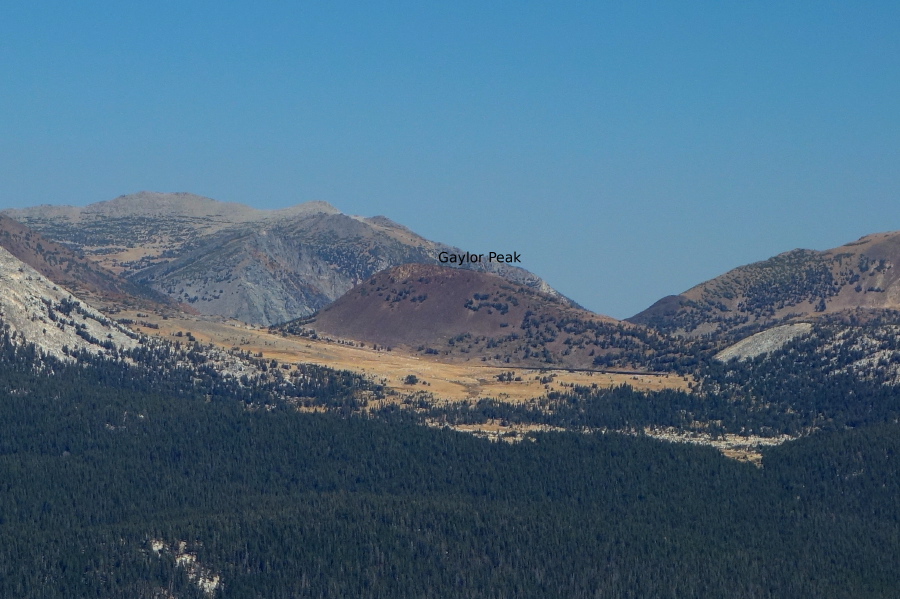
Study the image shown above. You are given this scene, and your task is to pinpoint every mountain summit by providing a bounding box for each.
[5,192,563,325]
[629,231,900,340]
[287,263,663,370]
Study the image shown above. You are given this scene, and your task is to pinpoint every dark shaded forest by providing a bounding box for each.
[0,333,899,597]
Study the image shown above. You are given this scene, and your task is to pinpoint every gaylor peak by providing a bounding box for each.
[438,251,521,264]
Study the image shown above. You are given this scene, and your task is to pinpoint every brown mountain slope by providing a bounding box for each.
[0,214,172,310]
[283,264,668,370]
[629,231,900,339]
[5,192,567,325]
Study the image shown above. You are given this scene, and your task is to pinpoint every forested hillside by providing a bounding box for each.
[0,333,899,597]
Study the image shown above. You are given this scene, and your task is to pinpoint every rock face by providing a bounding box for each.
[629,231,900,340]
[6,192,566,325]
[0,245,140,360]
[714,323,814,362]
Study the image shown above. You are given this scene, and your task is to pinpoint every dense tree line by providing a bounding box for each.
[0,331,899,597]
[424,327,900,437]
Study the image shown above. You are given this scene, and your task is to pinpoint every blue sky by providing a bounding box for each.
[2,1,899,318]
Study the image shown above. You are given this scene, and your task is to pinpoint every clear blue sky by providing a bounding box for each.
[2,1,899,318]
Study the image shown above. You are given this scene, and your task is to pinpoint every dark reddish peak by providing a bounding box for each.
[286,264,635,370]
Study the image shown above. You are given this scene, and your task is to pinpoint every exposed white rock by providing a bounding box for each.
[149,538,222,597]
[0,245,139,360]
[715,323,813,362]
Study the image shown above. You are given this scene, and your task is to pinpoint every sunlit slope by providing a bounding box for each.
[6,192,565,325]
[289,264,673,370]
[630,231,900,339]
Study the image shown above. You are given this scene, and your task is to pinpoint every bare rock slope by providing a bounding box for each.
[714,323,814,362]
[0,245,140,360]
[0,242,268,383]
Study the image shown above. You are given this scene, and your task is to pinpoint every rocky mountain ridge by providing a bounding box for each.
[5,192,565,326]
[629,231,900,341]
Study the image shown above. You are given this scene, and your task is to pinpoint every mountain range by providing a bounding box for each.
[4,192,564,326]
[629,231,900,342]
[4,192,900,596]
[8,192,900,376]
